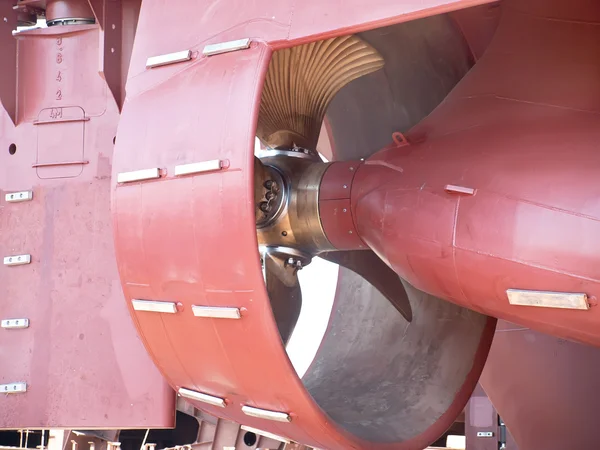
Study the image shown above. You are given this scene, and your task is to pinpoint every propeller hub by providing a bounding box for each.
[255,159,287,228]
[255,149,335,259]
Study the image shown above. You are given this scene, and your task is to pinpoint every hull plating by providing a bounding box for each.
[353,0,600,347]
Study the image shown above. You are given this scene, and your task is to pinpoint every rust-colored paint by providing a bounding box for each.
[0,1,173,429]
[351,0,600,347]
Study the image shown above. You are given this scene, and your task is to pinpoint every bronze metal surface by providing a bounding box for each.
[256,154,333,255]
[257,36,384,150]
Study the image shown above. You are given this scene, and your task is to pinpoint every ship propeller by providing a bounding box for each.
[257,35,385,150]
[253,31,494,446]
[254,35,416,343]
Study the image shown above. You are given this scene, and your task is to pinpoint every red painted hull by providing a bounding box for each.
[111,0,505,446]
[352,0,600,347]
[4,0,600,448]
[481,321,600,450]
[0,0,173,429]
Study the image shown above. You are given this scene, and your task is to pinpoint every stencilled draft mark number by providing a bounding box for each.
[56,38,63,101]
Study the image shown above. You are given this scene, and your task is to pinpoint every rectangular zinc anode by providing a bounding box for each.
[242,405,291,423]
[1,318,30,329]
[202,38,251,56]
[192,305,241,319]
[146,50,192,69]
[5,191,33,203]
[174,160,223,176]
[117,168,161,184]
[444,184,476,195]
[1,382,27,394]
[507,289,589,310]
[3,254,31,266]
[131,300,178,314]
[178,388,226,407]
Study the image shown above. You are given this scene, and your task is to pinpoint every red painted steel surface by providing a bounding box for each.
[465,385,500,450]
[124,0,497,97]
[450,4,500,62]
[114,42,352,448]
[352,0,600,347]
[0,1,17,124]
[481,322,600,450]
[0,8,173,429]
[465,383,518,450]
[112,1,498,448]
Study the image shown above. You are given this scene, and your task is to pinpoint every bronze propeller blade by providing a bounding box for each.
[263,252,303,345]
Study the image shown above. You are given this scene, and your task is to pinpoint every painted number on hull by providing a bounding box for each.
[56,38,63,101]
